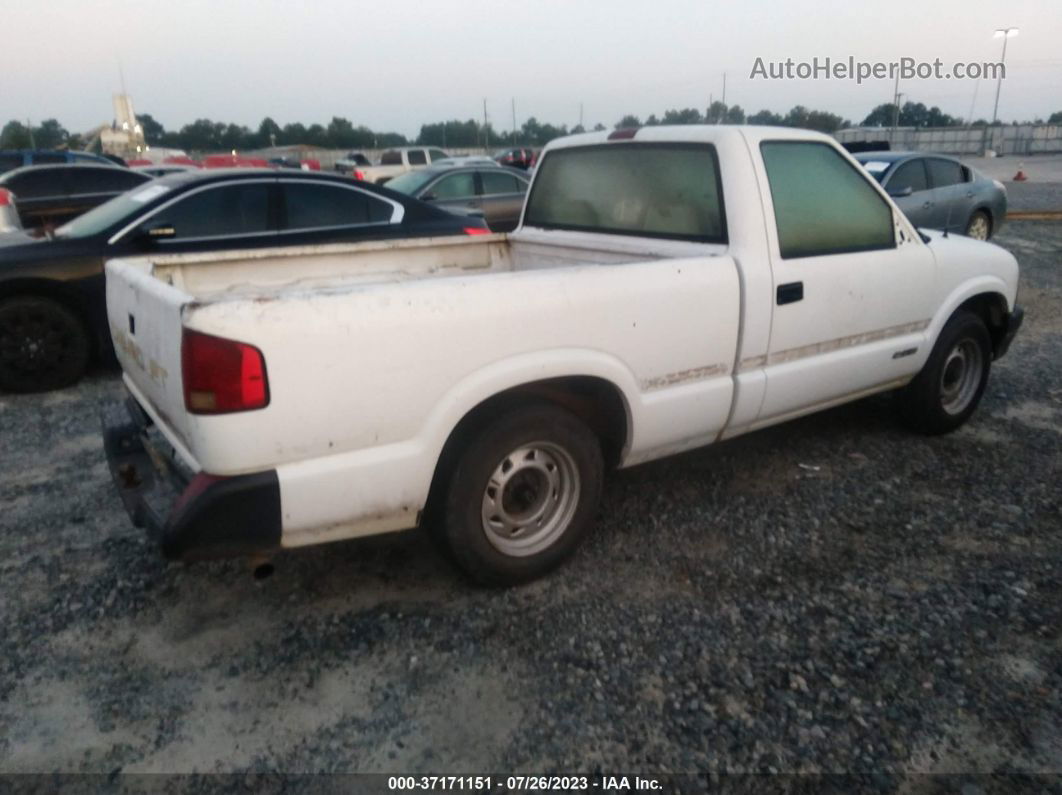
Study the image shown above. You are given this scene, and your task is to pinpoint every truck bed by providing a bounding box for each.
[137,229,722,302]
[106,228,740,515]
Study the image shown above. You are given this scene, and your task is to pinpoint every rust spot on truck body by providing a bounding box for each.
[641,363,728,391]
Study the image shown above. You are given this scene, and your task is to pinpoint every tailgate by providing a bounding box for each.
[105,257,197,465]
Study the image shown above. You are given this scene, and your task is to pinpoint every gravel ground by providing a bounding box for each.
[1,222,1060,790]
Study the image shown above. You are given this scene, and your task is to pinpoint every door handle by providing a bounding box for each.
[776,281,804,305]
[965,192,974,198]
[922,201,932,209]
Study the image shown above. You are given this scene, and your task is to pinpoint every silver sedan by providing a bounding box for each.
[855,151,1007,240]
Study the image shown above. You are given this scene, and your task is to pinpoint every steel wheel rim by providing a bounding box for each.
[0,306,73,376]
[480,441,580,557]
[967,215,989,240]
[940,338,983,415]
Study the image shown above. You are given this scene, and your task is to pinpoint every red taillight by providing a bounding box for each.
[0,189,12,206]
[353,169,365,180]
[182,328,269,414]
[463,227,490,236]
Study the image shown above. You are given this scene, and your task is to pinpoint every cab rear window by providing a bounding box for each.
[523,143,726,243]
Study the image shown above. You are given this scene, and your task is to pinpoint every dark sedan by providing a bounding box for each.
[385,164,529,232]
[854,152,1007,240]
[0,169,488,392]
[0,164,152,231]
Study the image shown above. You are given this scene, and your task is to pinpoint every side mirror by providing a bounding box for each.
[420,192,437,202]
[140,221,176,242]
[888,185,913,198]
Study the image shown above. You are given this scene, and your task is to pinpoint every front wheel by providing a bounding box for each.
[897,310,991,434]
[0,296,90,393]
[438,402,604,586]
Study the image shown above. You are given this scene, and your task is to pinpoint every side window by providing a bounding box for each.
[68,168,148,194]
[31,153,67,165]
[481,171,524,195]
[760,141,895,259]
[282,182,392,229]
[927,159,964,189]
[6,170,66,198]
[888,160,929,194]
[380,150,401,165]
[0,154,26,173]
[431,172,476,200]
[161,183,271,238]
[428,149,449,162]
[407,150,427,166]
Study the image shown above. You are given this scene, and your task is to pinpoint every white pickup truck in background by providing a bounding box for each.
[103,125,1022,585]
[357,146,452,184]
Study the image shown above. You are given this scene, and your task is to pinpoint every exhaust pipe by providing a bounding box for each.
[249,555,275,580]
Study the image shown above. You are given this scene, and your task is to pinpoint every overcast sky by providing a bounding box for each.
[3,0,1060,137]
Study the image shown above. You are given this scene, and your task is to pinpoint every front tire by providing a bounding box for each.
[0,296,90,393]
[897,310,991,434]
[438,402,604,586]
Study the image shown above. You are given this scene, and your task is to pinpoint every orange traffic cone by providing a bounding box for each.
[1013,161,1028,181]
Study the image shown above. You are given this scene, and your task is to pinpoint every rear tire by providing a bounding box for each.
[897,310,991,434]
[0,296,90,393]
[965,210,991,240]
[438,402,604,586]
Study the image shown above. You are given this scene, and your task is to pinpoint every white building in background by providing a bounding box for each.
[82,94,188,162]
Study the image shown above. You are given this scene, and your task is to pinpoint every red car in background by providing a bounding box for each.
[493,147,537,170]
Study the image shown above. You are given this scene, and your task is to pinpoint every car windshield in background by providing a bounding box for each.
[54,183,172,239]
[384,170,438,196]
[858,159,892,183]
[524,143,726,242]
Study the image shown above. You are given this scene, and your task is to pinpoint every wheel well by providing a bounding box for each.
[958,292,1008,356]
[422,376,630,525]
[971,207,993,234]
[0,280,99,358]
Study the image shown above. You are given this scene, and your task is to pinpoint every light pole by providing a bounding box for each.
[991,27,1018,125]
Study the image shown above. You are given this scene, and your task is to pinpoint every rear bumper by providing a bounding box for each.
[995,304,1024,360]
[102,398,282,561]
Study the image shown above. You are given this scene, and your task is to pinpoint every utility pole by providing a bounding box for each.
[512,98,517,145]
[27,119,36,149]
[579,102,584,130]
[892,92,904,145]
[891,73,901,139]
[992,28,1019,126]
[483,98,489,151]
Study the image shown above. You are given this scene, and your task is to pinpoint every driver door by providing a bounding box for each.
[755,141,936,424]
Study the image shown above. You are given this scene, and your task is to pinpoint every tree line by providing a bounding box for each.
[3,103,1061,153]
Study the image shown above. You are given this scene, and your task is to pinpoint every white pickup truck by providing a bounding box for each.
[358,146,451,185]
[102,125,1022,585]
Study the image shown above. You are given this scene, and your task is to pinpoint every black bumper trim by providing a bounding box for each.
[102,399,282,561]
[995,304,1024,360]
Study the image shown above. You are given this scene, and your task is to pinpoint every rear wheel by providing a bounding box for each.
[0,296,90,393]
[897,310,991,434]
[438,402,604,586]
[965,210,991,240]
